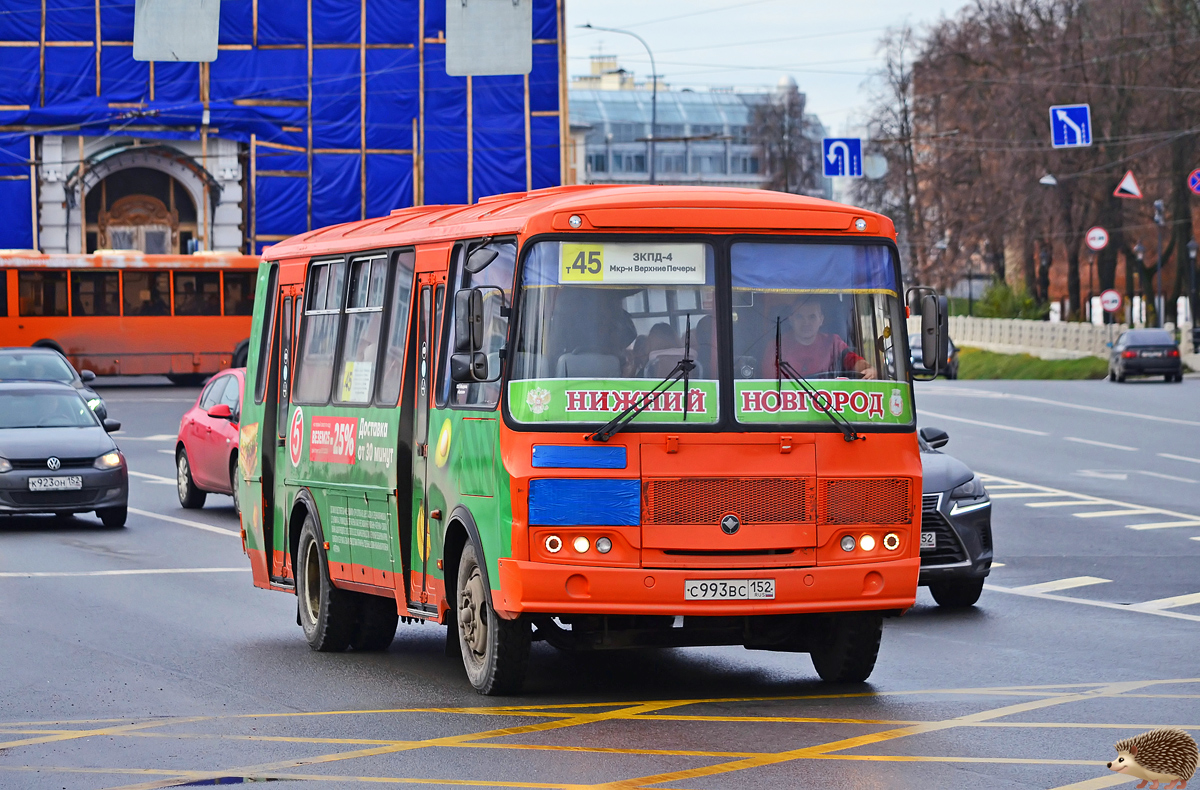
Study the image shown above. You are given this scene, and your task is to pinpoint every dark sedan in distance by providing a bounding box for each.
[1108,328,1183,382]
[0,346,109,419]
[918,426,993,608]
[910,334,960,379]
[0,382,127,527]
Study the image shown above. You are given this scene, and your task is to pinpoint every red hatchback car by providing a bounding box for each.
[176,367,245,513]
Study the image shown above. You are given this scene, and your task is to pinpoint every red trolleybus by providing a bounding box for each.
[0,251,259,383]
[238,186,944,694]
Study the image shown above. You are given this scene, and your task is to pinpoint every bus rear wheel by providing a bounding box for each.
[296,513,356,652]
[809,612,883,683]
[456,542,530,695]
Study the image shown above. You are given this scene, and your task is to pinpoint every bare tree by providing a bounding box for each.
[749,78,825,197]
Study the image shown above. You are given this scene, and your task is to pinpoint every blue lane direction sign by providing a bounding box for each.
[823,138,862,178]
[1049,103,1092,148]
[1189,168,1200,197]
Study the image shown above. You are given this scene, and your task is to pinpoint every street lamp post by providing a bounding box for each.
[1189,238,1198,348]
[1153,200,1165,327]
[580,23,657,185]
[1133,241,1145,327]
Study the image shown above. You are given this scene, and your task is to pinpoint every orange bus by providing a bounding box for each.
[239,185,944,694]
[0,251,259,384]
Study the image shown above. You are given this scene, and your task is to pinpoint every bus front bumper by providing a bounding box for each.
[496,557,920,618]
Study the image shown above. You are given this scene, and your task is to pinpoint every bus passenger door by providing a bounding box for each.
[267,285,301,582]
[408,273,444,614]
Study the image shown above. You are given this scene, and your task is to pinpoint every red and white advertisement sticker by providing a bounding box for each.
[309,416,357,465]
[288,407,304,467]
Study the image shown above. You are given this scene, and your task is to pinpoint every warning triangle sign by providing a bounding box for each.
[1113,170,1142,199]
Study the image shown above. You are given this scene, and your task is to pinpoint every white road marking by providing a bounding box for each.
[985,584,1200,624]
[989,492,1064,499]
[1130,592,1200,611]
[918,386,1200,428]
[0,568,247,578]
[918,410,1050,436]
[127,507,240,537]
[1011,577,1111,594]
[1026,500,1106,508]
[127,470,175,485]
[157,449,175,455]
[1075,470,1128,480]
[111,433,178,441]
[1136,470,1197,484]
[1159,452,1200,464]
[1126,520,1200,531]
[1064,436,1137,451]
[979,473,1200,531]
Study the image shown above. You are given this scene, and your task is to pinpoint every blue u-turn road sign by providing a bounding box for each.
[822,138,862,177]
[1049,104,1092,148]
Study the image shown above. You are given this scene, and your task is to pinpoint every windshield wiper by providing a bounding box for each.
[774,317,863,443]
[588,316,695,443]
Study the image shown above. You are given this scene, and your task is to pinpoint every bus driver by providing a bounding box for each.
[768,297,876,380]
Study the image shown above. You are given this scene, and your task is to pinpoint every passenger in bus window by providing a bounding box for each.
[765,296,876,379]
[176,281,199,315]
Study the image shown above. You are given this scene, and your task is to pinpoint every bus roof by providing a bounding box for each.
[0,252,261,270]
[264,185,897,260]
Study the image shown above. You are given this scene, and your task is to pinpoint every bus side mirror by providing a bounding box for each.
[454,288,484,353]
[450,352,489,382]
[906,287,945,381]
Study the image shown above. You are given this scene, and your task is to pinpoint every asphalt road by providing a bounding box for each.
[0,376,1196,790]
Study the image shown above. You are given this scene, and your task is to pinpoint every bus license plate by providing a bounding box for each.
[920,531,936,549]
[684,579,775,601]
[29,476,83,492]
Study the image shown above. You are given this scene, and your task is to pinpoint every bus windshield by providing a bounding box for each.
[509,241,719,425]
[730,241,908,426]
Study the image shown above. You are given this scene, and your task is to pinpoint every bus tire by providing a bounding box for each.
[928,578,984,609]
[176,447,207,509]
[232,340,249,369]
[167,374,206,386]
[455,541,530,695]
[32,339,65,355]
[809,612,883,684]
[296,513,356,652]
[350,593,399,651]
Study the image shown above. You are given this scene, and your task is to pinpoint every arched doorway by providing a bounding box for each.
[84,167,198,254]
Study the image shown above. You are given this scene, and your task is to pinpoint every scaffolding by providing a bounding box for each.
[0,0,567,252]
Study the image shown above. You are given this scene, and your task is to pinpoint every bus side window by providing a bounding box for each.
[376,250,416,406]
[70,271,120,316]
[253,264,279,405]
[0,270,7,316]
[17,271,68,317]
[122,271,170,316]
[333,255,388,405]
[293,260,346,405]
[442,240,516,409]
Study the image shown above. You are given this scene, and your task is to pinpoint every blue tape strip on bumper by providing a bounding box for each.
[528,478,640,526]
[531,445,627,469]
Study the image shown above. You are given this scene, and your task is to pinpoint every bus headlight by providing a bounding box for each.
[883,532,900,551]
[544,535,562,554]
[94,451,122,470]
[572,536,590,554]
[859,534,877,551]
[840,535,856,552]
[595,537,612,554]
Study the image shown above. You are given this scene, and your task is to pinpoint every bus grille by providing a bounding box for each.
[818,478,912,524]
[642,477,815,525]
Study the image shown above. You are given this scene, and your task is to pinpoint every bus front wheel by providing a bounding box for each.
[296,513,356,652]
[809,612,883,683]
[455,542,530,695]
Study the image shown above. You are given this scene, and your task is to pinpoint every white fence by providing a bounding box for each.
[908,316,1196,361]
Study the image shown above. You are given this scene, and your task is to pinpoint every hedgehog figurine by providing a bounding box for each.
[1107,728,1198,789]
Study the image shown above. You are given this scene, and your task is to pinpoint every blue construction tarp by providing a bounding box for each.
[0,0,563,251]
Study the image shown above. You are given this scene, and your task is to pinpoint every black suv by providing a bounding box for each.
[918,426,994,608]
